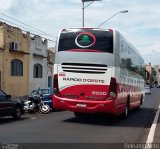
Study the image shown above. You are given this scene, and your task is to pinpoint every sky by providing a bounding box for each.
[0,0,160,65]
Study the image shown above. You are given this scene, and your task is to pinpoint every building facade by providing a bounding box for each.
[145,63,152,85]
[0,22,30,96]
[47,48,55,88]
[29,35,48,94]
[0,21,56,97]
[153,65,160,85]
[0,23,4,90]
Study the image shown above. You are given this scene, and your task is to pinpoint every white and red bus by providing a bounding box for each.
[53,28,145,118]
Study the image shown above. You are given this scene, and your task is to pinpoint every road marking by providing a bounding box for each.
[146,104,160,147]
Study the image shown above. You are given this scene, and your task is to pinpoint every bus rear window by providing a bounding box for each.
[58,29,113,53]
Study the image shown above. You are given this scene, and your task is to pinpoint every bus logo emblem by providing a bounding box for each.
[75,32,96,48]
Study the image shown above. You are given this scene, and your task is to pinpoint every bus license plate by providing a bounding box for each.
[76,103,87,108]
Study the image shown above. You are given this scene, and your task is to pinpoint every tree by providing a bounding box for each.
[152,67,157,76]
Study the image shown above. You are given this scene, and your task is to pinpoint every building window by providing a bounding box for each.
[33,64,42,78]
[11,59,23,76]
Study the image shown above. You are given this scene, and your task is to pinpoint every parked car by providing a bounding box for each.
[156,85,160,88]
[156,82,160,88]
[0,89,24,119]
[29,88,54,110]
[144,86,151,95]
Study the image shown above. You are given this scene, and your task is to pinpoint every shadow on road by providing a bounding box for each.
[62,107,157,128]
[0,116,29,125]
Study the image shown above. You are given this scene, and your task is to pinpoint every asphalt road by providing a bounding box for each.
[0,87,160,149]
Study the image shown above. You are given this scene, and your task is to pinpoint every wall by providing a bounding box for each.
[0,25,4,89]
[0,22,30,96]
[47,48,55,88]
[29,35,48,93]
[154,65,160,83]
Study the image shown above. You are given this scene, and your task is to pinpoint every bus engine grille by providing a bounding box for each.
[61,63,108,74]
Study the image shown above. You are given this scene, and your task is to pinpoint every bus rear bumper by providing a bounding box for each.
[54,96,118,115]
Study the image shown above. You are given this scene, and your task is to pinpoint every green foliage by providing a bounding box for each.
[152,67,157,76]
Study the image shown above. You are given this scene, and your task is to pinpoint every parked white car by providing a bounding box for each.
[156,82,160,88]
[144,86,151,95]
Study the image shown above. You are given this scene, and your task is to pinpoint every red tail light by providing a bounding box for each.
[109,77,117,98]
[53,74,61,97]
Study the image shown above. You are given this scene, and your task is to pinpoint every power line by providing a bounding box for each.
[3,5,57,36]
[0,18,56,43]
[0,12,57,38]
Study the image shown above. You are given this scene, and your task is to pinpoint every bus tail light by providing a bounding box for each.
[109,77,117,99]
[53,74,61,97]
